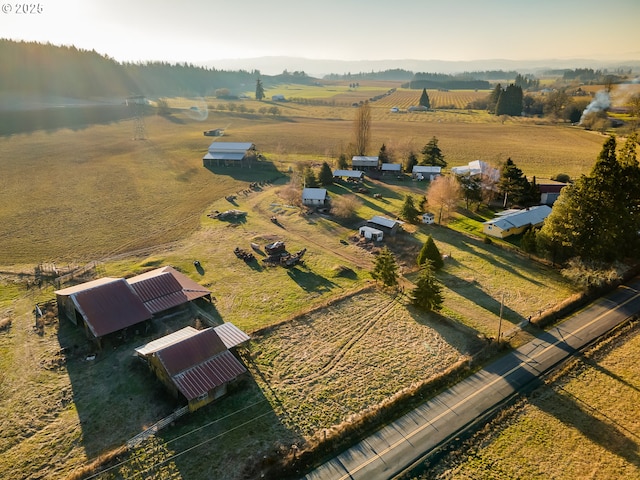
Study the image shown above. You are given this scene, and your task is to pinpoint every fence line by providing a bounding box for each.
[127,406,190,449]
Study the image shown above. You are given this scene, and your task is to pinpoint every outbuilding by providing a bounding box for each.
[352,156,379,171]
[203,142,256,168]
[333,169,364,180]
[359,226,384,241]
[412,165,441,181]
[380,163,402,174]
[136,327,247,412]
[422,212,435,224]
[302,188,329,207]
[368,215,403,236]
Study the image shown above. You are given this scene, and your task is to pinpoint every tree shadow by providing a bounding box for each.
[534,386,640,467]
[438,271,524,324]
[406,305,488,355]
[286,266,338,293]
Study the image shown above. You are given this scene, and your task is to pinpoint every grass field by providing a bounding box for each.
[0,83,630,479]
[410,321,640,479]
[0,93,607,265]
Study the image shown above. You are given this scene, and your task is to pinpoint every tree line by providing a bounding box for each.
[0,39,303,99]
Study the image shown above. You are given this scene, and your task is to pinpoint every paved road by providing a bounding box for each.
[303,277,640,480]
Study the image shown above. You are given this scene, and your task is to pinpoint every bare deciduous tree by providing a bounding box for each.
[353,101,371,156]
[331,194,362,219]
[426,175,462,224]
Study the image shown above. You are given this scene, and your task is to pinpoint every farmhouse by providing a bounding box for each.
[55,267,213,344]
[302,187,329,207]
[380,163,402,173]
[333,169,364,180]
[203,142,256,168]
[359,226,384,241]
[352,156,379,171]
[368,215,403,236]
[272,94,286,101]
[412,165,441,180]
[483,205,552,238]
[135,327,247,412]
[451,160,499,182]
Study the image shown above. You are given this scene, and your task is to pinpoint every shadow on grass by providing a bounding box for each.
[438,271,524,325]
[405,302,488,355]
[203,159,283,183]
[535,385,640,466]
[286,266,338,293]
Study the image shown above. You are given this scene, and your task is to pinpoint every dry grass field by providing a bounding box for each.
[0,95,606,265]
[0,82,632,479]
[411,321,640,480]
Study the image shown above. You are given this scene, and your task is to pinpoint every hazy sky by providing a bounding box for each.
[2,0,639,66]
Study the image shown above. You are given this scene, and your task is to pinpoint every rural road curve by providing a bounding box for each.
[302,277,640,480]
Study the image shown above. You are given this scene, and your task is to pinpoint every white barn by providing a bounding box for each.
[302,188,329,207]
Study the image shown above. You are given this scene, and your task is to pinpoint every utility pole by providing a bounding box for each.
[497,292,505,341]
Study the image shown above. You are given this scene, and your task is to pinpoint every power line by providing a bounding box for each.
[82,399,271,479]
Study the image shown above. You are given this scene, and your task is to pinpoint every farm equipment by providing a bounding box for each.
[208,209,247,220]
[280,248,306,267]
[265,241,286,255]
[234,247,255,262]
[262,242,307,268]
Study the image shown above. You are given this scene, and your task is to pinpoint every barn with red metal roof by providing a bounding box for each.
[141,327,247,411]
[55,278,151,342]
[55,266,212,345]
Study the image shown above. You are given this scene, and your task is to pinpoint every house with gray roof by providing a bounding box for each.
[483,205,552,238]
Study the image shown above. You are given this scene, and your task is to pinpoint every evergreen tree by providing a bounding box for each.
[538,135,640,263]
[378,143,390,163]
[371,247,399,287]
[487,83,503,113]
[410,262,444,311]
[255,78,265,101]
[417,235,444,269]
[404,151,418,172]
[456,173,483,210]
[303,167,319,188]
[400,195,420,224]
[318,162,334,186]
[337,153,349,170]
[420,136,446,167]
[498,158,530,207]
[419,88,431,108]
[495,84,523,116]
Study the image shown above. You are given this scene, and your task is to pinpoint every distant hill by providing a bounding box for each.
[0,39,314,105]
[205,55,640,78]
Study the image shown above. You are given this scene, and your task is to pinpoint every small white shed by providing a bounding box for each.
[359,226,384,241]
[422,212,435,224]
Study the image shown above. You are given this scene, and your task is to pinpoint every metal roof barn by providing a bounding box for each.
[127,266,211,315]
[57,278,151,338]
[214,322,250,349]
[154,328,246,402]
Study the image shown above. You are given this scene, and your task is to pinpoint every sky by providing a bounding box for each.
[2,0,640,71]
